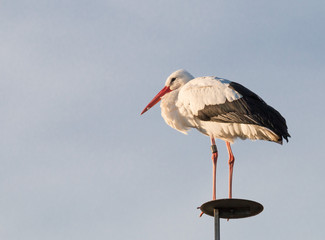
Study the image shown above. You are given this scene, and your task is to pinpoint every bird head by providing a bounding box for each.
[141,69,194,115]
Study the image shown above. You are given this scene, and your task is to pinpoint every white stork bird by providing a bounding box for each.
[141,69,290,200]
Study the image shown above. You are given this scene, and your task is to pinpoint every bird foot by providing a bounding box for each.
[197,207,204,217]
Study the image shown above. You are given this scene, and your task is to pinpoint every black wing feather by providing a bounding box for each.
[196,82,290,142]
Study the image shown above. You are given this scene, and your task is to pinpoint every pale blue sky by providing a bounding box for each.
[1,1,324,239]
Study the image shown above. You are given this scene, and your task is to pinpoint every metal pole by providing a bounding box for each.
[214,209,220,240]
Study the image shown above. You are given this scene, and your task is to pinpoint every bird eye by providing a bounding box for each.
[170,77,176,83]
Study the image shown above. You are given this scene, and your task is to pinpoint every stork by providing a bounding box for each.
[141,69,290,201]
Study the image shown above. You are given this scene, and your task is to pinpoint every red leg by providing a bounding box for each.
[225,141,235,199]
[200,137,218,217]
[211,137,218,200]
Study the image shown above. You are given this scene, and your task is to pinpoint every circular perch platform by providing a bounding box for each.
[200,198,263,219]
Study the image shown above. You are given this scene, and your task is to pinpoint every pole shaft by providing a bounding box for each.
[214,209,220,240]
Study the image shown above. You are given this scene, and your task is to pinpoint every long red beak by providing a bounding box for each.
[141,86,172,115]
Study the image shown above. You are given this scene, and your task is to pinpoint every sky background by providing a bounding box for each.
[1,0,324,239]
